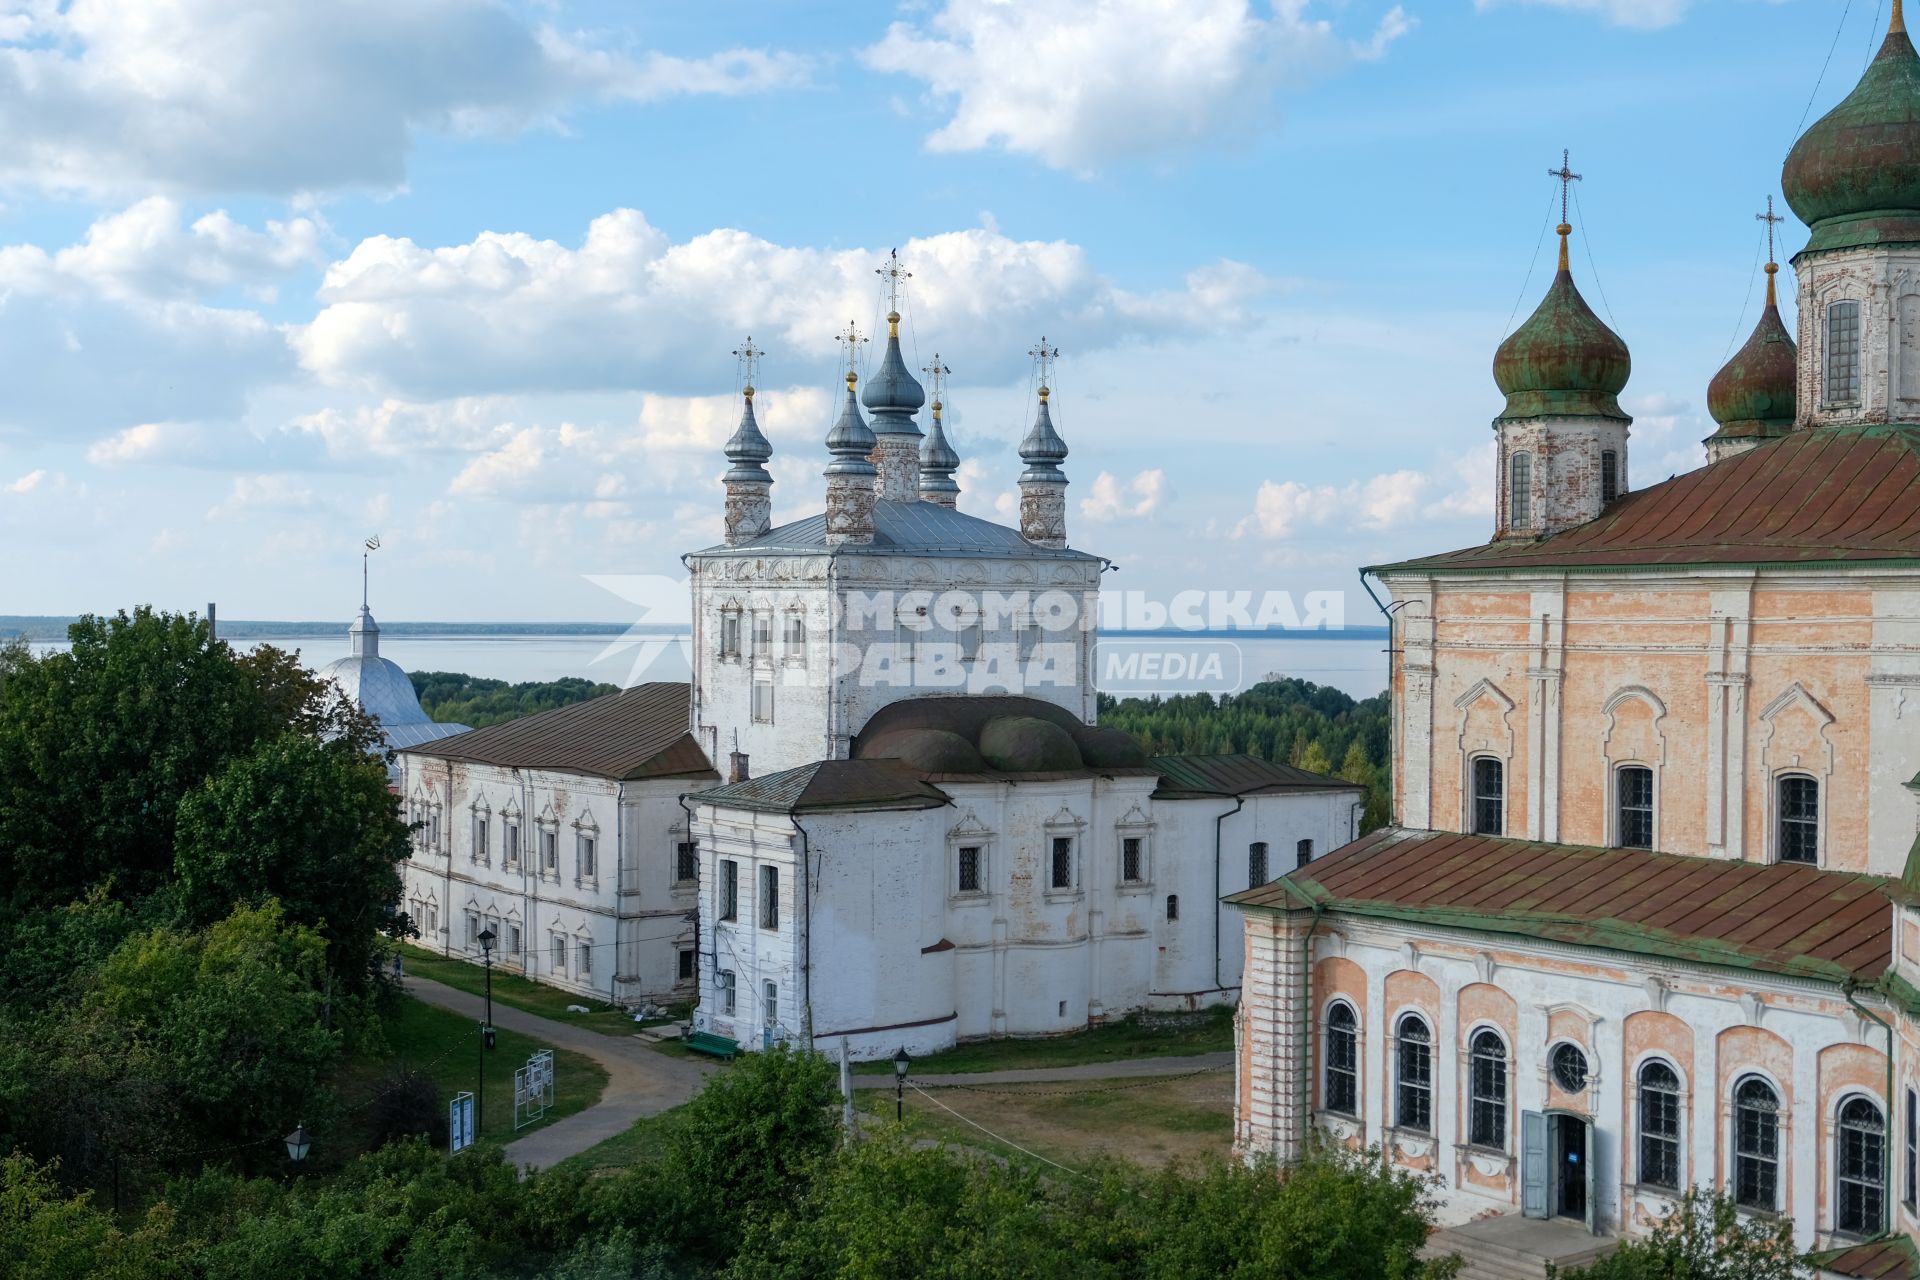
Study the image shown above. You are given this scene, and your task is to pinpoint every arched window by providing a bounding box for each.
[1471,757,1505,836]
[1838,1096,1887,1237]
[1395,1014,1432,1133]
[1601,449,1620,505]
[1778,775,1819,864]
[1733,1076,1781,1211]
[1638,1060,1682,1190]
[1469,1030,1509,1150]
[1166,894,1179,921]
[1616,765,1654,849]
[1510,452,1533,529]
[1324,1002,1359,1116]
[1827,300,1862,402]
[1249,842,1269,887]
[1296,838,1314,869]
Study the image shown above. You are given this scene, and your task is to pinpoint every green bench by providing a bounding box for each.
[684,1031,739,1060]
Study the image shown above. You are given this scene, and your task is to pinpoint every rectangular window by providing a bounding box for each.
[506,923,521,959]
[473,815,489,863]
[1601,449,1620,505]
[1472,757,1505,836]
[720,860,739,921]
[784,612,806,662]
[1828,300,1863,402]
[467,913,478,947]
[541,829,558,874]
[1396,1021,1432,1134]
[759,864,779,930]
[958,845,982,893]
[429,807,441,851]
[1296,838,1314,869]
[1249,842,1269,887]
[1906,1088,1916,1213]
[718,968,736,1017]
[752,678,774,724]
[752,612,772,658]
[764,980,778,1029]
[504,821,520,867]
[551,935,566,973]
[720,611,741,658]
[1050,836,1074,890]
[578,938,592,978]
[1616,766,1654,849]
[678,948,696,981]
[1779,775,1819,864]
[577,833,597,881]
[1122,836,1143,883]
[676,841,698,884]
[1638,1065,1682,1190]
[1510,452,1532,530]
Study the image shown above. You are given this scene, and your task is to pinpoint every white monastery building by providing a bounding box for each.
[1232,9,1920,1271]
[386,298,1361,1041]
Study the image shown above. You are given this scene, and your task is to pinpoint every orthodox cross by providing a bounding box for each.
[923,354,951,409]
[1028,336,1059,392]
[1548,149,1582,224]
[1756,196,1785,267]
[732,336,763,396]
[836,321,866,377]
[876,249,911,315]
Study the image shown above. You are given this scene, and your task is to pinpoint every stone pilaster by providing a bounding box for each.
[1234,908,1313,1165]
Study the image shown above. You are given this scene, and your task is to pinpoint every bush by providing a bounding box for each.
[1549,1188,1811,1279]
[366,1066,443,1151]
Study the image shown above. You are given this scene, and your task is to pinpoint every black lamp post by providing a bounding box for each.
[893,1046,910,1123]
[478,927,497,1138]
[284,1123,311,1181]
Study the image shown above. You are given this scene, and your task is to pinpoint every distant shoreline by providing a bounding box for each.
[3,616,1391,644]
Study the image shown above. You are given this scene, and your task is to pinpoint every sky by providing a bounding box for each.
[0,0,1890,625]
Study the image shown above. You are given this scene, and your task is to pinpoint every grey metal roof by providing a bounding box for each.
[695,499,1099,560]
[1147,753,1364,799]
[321,650,431,726]
[692,758,950,814]
[398,682,716,782]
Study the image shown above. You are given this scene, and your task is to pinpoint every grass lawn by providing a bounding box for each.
[554,1105,689,1174]
[399,942,656,1038]
[855,1070,1234,1170]
[850,1006,1234,1076]
[336,994,610,1151]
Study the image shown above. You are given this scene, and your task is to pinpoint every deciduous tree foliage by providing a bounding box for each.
[409,671,619,728]
[1548,1189,1812,1279]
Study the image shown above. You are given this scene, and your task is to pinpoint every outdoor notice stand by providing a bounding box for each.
[514,1049,554,1130]
[449,1091,476,1154]
[1521,1110,1548,1219]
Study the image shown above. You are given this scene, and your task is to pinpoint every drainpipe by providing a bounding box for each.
[789,811,814,1050]
[678,793,702,1014]
[1276,875,1324,1161]
[1213,794,1246,994]
[615,779,626,1004]
[1359,569,1397,825]
[1844,978,1897,1242]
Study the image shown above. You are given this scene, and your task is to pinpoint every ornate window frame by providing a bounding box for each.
[1115,804,1153,893]
[947,811,994,905]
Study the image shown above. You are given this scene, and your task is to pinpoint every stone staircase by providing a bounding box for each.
[1422,1215,1615,1280]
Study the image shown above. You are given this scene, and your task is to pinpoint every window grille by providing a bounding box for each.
[676,841,698,884]
[1472,758,1505,836]
[1122,837,1143,883]
[1601,449,1619,504]
[1839,1096,1887,1236]
[1249,842,1269,886]
[764,981,778,1029]
[1828,300,1862,402]
[1325,1002,1359,1116]
[718,969,736,1016]
[1396,1014,1432,1133]
[1469,1030,1508,1150]
[1638,1061,1682,1190]
[1166,894,1179,920]
[720,860,738,921]
[1050,836,1074,889]
[1551,1043,1589,1093]
[1296,838,1313,869]
[551,935,566,973]
[1779,775,1819,864]
[958,846,982,893]
[1510,453,1533,529]
[759,865,779,930]
[1617,765,1654,849]
[1733,1076,1781,1211]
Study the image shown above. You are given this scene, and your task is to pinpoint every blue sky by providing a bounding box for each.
[0,0,1887,624]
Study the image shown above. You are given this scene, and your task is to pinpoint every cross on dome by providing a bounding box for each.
[1549,149,1582,225]
[836,321,866,382]
[1028,336,1060,397]
[876,249,911,332]
[923,354,950,409]
[732,336,763,398]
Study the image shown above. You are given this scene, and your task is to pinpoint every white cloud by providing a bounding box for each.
[296,213,1275,399]
[1081,468,1169,521]
[4,467,47,494]
[1236,469,1427,538]
[0,0,811,197]
[51,197,324,302]
[1473,0,1690,29]
[206,473,319,521]
[86,421,212,466]
[863,0,1411,173]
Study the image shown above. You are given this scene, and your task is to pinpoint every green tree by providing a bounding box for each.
[0,1152,191,1280]
[1549,1189,1811,1279]
[173,733,409,989]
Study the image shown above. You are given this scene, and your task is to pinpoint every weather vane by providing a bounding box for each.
[362,534,381,609]
[1028,337,1059,393]
[732,336,763,398]
[1549,149,1582,225]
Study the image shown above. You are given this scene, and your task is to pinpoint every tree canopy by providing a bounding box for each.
[409,671,619,728]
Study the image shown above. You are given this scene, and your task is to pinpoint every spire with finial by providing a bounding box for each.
[352,535,382,657]
[1705,198,1798,462]
[863,249,927,501]
[824,321,877,544]
[722,337,775,544]
[1018,337,1070,548]
[919,354,960,507]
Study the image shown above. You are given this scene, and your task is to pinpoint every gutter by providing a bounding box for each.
[1359,569,1396,824]
[1213,795,1246,993]
[789,810,815,1051]
[677,793,704,1002]
[1845,977,1898,1243]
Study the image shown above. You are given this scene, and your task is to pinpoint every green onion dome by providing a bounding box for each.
[1706,266,1797,446]
[1492,226,1632,422]
[1782,3,1920,255]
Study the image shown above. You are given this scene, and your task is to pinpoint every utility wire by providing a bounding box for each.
[1791,0,1859,156]
[1569,183,1619,330]
[1721,223,1767,361]
[906,1081,1094,1182]
[1500,181,1561,342]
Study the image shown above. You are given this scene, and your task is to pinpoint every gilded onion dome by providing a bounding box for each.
[1492,225,1632,422]
[1783,1,1920,255]
[1705,265,1797,448]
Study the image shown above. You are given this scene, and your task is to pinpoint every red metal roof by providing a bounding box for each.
[1371,425,1920,575]
[1230,827,1899,983]
[397,682,715,782]
[1817,1237,1920,1280]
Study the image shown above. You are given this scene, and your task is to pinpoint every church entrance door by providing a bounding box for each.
[1550,1113,1591,1228]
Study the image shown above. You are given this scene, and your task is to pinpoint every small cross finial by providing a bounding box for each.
[1028,337,1059,394]
[836,321,867,381]
[923,354,951,414]
[1756,196,1785,268]
[876,249,911,331]
[1548,148,1582,227]
[732,336,763,399]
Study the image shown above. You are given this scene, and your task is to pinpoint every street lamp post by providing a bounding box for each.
[478,927,497,1137]
[284,1123,311,1184]
[893,1046,910,1124]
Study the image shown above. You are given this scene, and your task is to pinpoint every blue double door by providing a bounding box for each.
[1522,1110,1592,1229]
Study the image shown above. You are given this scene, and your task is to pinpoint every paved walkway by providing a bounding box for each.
[402,976,714,1171]
[848,1050,1232,1089]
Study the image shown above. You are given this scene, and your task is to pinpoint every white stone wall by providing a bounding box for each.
[1793,243,1920,427]
[1494,416,1631,539]
[689,777,1362,1060]
[396,755,700,1005]
[688,549,1102,777]
[1237,910,1898,1251]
